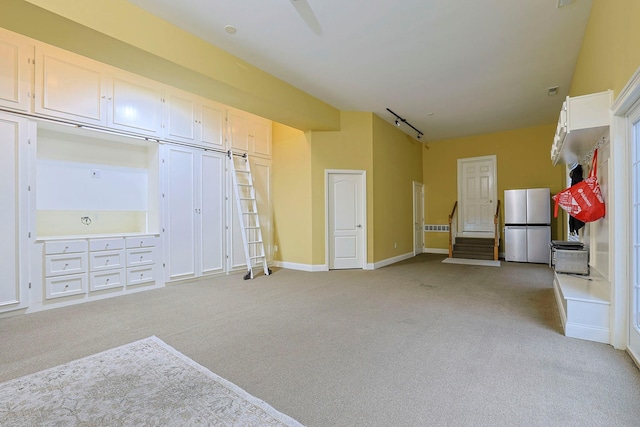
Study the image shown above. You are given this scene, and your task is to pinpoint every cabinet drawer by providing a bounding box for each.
[126,247,155,266]
[45,253,87,277]
[90,268,125,291]
[127,265,155,286]
[90,250,125,271]
[89,237,125,252]
[126,236,157,248]
[46,273,87,299]
[45,240,87,255]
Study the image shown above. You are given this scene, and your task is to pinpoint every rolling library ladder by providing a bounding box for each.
[228,151,271,280]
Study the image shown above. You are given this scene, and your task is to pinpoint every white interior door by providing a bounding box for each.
[328,171,365,269]
[629,101,640,358]
[413,181,424,255]
[458,155,497,234]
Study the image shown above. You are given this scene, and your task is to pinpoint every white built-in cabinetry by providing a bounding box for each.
[164,145,226,281]
[0,112,33,314]
[0,27,273,315]
[163,88,226,149]
[228,108,272,158]
[550,90,613,166]
[34,44,164,137]
[0,28,33,112]
[550,90,613,344]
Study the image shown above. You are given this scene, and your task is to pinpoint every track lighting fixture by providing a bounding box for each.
[386,108,425,141]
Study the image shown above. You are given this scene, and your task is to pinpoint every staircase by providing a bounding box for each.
[452,237,496,260]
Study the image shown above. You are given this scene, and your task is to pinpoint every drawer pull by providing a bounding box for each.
[105,259,110,264]
[63,263,68,269]
[105,243,109,248]
[139,241,144,247]
[140,273,144,278]
[64,284,68,289]
[106,278,110,282]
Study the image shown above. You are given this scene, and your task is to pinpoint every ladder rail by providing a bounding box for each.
[228,150,271,279]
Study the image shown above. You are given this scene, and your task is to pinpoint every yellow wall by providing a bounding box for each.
[372,115,423,261]
[570,0,640,97]
[2,0,339,132]
[423,124,565,251]
[309,112,374,265]
[272,123,313,264]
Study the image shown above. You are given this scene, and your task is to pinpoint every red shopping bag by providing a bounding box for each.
[553,149,605,222]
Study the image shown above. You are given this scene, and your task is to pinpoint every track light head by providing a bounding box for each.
[417,133,422,140]
[395,119,400,127]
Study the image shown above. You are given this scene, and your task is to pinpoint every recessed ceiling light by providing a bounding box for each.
[224,25,237,35]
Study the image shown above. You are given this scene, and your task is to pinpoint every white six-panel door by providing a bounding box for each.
[328,171,365,269]
[458,155,497,233]
[198,151,225,276]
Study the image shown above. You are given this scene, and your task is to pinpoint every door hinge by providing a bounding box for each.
[162,193,165,198]
[162,228,165,233]
[162,158,165,163]
[28,282,31,289]
[27,138,31,145]
[28,231,31,238]
[27,185,31,191]
[163,263,166,268]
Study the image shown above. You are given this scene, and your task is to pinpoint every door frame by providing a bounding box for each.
[325,169,367,270]
[457,154,497,236]
[413,181,424,255]
[611,65,640,358]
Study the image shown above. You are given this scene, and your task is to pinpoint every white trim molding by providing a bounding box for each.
[271,261,328,272]
[367,252,414,270]
[424,247,449,254]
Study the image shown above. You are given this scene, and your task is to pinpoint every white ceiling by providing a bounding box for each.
[126,0,593,141]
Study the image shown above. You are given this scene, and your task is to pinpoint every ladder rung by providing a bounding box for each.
[241,212,257,215]
[248,240,263,244]
[249,255,265,260]
[237,183,252,187]
[244,226,260,229]
[235,170,250,174]
[239,197,255,200]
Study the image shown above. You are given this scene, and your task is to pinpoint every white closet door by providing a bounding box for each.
[198,151,225,275]
[200,100,225,149]
[166,146,196,280]
[110,72,163,137]
[0,31,32,112]
[0,112,29,312]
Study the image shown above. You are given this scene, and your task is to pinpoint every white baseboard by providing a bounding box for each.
[565,323,610,344]
[271,261,328,272]
[367,252,414,270]
[423,247,448,254]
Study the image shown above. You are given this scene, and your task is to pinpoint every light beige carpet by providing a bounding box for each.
[0,336,304,427]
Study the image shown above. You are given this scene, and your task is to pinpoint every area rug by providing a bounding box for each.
[0,336,304,426]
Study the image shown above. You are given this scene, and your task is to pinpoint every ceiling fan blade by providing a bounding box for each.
[291,0,322,35]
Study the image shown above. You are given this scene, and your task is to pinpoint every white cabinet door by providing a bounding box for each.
[0,112,30,313]
[34,46,107,126]
[164,89,197,144]
[200,99,225,149]
[228,110,250,153]
[198,151,225,275]
[0,29,33,112]
[251,118,272,158]
[163,90,226,149]
[109,72,163,137]
[165,145,225,280]
[165,145,197,281]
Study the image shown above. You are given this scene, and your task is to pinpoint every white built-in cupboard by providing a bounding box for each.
[0,27,272,315]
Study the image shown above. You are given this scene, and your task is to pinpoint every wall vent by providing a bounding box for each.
[424,224,450,232]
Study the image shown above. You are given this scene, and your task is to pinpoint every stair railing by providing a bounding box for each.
[493,200,501,261]
[448,201,458,258]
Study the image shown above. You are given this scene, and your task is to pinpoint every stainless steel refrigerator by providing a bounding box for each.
[504,188,551,263]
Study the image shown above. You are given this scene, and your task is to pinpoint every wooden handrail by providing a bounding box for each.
[493,200,501,261]
[448,201,458,258]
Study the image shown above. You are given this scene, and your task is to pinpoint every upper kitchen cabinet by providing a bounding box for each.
[163,88,225,149]
[109,71,163,138]
[550,90,613,165]
[34,45,108,127]
[0,28,33,113]
[228,108,272,158]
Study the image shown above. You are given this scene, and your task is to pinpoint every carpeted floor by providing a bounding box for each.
[1,254,639,426]
[0,336,303,426]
